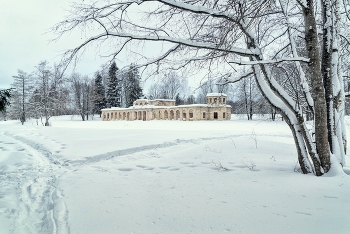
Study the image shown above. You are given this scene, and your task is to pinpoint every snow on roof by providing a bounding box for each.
[206,93,227,97]
[102,104,232,111]
[177,104,209,108]
[153,99,176,102]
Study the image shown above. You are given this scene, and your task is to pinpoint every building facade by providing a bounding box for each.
[101,93,231,121]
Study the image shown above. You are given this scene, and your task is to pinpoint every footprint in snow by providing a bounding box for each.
[324,196,338,199]
[118,168,133,172]
[136,165,154,170]
[159,166,170,169]
[168,168,180,171]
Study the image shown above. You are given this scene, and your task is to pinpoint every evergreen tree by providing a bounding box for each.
[0,88,12,112]
[175,93,182,106]
[124,64,143,107]
[94,72,106,116]
[106,61,121,108]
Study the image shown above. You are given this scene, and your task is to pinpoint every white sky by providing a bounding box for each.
[0,0,107,89]
[0,0,218,95]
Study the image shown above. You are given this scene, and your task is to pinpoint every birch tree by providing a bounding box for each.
[53,0,349,176]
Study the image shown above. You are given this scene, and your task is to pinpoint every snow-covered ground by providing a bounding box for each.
[1,115,349,234]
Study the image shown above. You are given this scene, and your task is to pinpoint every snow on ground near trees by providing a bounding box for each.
[1,115,350,234]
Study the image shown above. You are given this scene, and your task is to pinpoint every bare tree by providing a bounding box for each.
[71,73,94,121]
[147,71,186,100]
[236,75,257,120]
[161,72,182,99]
[147,83,162,99]
[49,64,70,116]
[11,70,33,124]
[33,61,54,126]
[53,0,349,175]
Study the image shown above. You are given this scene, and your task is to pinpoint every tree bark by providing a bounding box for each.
[302,0,331,173]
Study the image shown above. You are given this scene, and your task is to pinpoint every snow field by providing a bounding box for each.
[0,115,349,233]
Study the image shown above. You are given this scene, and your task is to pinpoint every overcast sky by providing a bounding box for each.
[0,0,107,89]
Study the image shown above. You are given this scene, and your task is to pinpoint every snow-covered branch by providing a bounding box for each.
[229,57,310,65]
[218,71,254,84]
[82,32,258,56]
[155,0,236,20]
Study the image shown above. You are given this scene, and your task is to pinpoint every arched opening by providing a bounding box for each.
[123,112,126,120]
[170,110,174,120]
[223,112,226,119]
[107,113,110,120]
[159,111,163,120]
[138,111,142,120]
[214,112,218,119]
[127,112,130,121]
[143,111,146,121]
[182,110,187,120]
[176,110,180,120]
[189,109,193,119]
[203,112,206,119]
[164,110,169,120]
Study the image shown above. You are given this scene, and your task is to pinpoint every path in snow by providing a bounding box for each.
[0,130,69,234]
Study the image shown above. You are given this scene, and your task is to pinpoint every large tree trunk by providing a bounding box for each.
[322,0,335,154]
[302,0,331,173]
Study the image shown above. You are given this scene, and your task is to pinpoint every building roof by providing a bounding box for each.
[102,103,231,111]
[206,93,227,97]
[153,99,176,102]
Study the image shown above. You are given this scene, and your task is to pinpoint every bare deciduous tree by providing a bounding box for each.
[70,73,94,121]
[11,70,33,124]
